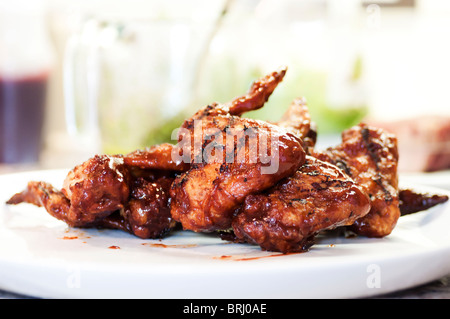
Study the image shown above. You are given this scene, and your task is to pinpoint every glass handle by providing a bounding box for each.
[63,34,79,136]
[63,32,100,139]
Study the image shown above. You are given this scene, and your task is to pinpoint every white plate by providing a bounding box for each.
[0,169,449,299]
[400,170,450,190]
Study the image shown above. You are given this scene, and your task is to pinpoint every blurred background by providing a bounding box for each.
[1,0,449,172]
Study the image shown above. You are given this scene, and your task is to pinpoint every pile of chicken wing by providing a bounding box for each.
[7,68,449,253]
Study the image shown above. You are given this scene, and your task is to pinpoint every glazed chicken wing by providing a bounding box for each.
[220,67,287,117]
[61,155,131,225]
[123,143,189,172]
[231,156,371,253]
[170,68,306,232]
[399,189,448,216]
[99,176,176,238]
[312,123,400,237]
[7,154,176,238]
[7,181,72,223]
[276,97,317,150]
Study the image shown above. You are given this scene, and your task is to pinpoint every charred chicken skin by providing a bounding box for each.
[312,123,400,238]
[169,68,306,232]
[232,156,371,253]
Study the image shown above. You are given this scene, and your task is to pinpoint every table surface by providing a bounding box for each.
[1,164,449,299]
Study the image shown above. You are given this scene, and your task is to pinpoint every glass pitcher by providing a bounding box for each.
[0,0,54,163]
[63,5,223,155]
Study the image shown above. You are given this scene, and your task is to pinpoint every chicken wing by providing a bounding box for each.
[399,189,448,216]
[222,67,287,117]
[7,181,73,223]
[123,143,189,172]
[231,156,371,253]
[7,154,176,238]
[61,155,131,225]
[100,176,176,238]
[277,97,317,150]
[312,123,400,237]
[170,68,306,232]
